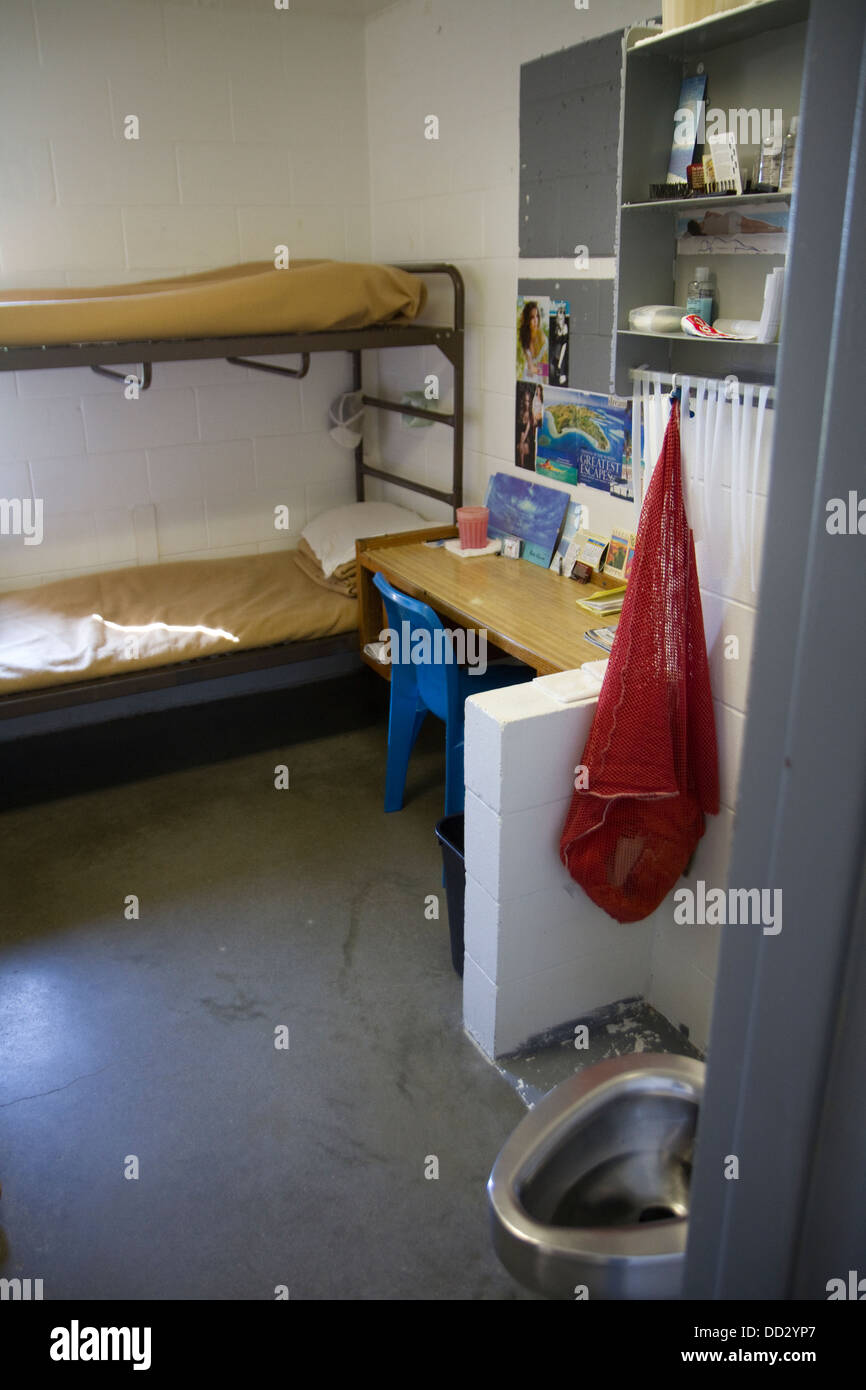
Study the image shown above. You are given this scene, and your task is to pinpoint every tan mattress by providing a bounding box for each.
[0,552,357,696]
[0,260,426,347]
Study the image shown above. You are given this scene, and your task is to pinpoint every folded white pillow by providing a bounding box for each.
[301,502,426,576]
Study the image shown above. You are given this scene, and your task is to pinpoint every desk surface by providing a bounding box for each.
[359,534,619,675]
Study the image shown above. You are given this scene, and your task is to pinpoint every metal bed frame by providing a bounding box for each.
[0,263,465,719]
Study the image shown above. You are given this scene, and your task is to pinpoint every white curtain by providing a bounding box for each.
[632,374,771,596]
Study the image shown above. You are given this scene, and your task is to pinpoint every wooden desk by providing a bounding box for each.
[357,526,620,677]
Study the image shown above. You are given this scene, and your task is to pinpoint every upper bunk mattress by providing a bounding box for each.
[0,260,426,347]
[0,551,357,696]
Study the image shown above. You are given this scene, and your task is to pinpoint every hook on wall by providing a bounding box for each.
[668,375,694,417]
[91,362,152,391]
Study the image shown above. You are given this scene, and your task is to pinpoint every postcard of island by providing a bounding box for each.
[535,386,632,494]
[483,470,569,569]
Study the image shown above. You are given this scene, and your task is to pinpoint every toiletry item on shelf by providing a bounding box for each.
[779,116,799,193]
[681,314,738,339]
[667,73,707,185]
[712,318,761,340]
[757,267,785,343]
[628,305,687,334]
[706,132,742,195]
[702,151,715,188]
[686,267,715,324]
[754,119,783,191]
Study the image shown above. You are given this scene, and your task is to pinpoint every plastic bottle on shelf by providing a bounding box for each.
[686,267,715,325]
[754,121,783,191]
[779,116,799,193]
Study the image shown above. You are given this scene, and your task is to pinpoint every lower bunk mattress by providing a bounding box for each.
[0,551,358,697]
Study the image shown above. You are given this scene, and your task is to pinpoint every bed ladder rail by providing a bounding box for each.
[354,262,465,518]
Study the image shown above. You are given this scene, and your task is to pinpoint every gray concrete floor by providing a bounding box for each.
[493,1000,704,1110]
[0,675,534,1301]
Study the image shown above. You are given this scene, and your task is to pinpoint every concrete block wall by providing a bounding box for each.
[363,0,656,523]
[0,0,773,1057]
[517,273,617,434]
[364,0,772,1056]
[460,401,773,1059]
[519,31,624,260]
[641,406,774,1050]
[463,683,652,1058]
[0,0,369,590]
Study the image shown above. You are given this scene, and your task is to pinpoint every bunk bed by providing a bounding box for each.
[0,260,464,721]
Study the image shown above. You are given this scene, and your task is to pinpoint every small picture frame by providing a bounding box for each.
[502,535,522,559]
[603,529,631,581]
[624,532,637,580]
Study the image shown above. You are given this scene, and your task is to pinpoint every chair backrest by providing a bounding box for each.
[373,570,459,722]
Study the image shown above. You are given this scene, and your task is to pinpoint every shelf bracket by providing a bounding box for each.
[91,362,152,391]
[226,354,310,380]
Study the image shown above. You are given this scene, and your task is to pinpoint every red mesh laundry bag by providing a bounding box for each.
[560,396,719,922]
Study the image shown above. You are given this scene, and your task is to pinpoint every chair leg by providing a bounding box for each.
[385,692,427,812]
[444,726,465,819]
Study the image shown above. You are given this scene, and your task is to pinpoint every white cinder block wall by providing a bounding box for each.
[0,0,773,1053]
[0,0,371,592]
[362,0,656,525]
[459,417,773,1057]
[363,0,774,1055]
[463,684,653,1058]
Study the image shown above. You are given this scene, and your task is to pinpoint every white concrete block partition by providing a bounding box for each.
[462,681,653,1059]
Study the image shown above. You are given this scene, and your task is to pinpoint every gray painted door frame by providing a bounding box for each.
[684,0,866,1299]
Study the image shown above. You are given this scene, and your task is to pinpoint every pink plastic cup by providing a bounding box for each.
[457,506,489,550]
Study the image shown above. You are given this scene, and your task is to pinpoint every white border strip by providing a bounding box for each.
[517,257,616,280]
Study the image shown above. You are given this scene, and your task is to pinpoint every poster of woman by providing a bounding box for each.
[515,381,538,470]
[516,297,549,381]
[549,300,570,385]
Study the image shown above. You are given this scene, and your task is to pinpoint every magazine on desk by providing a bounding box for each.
[583,626,619,656]
[576,586,626,616]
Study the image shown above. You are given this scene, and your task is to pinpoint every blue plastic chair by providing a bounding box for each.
[373,570,532,816]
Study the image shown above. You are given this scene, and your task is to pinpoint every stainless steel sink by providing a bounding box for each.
[487,1052,705,1300]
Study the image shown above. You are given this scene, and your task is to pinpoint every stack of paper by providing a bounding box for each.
[576,585,627,616]
[583,626,618,655]
[757,267,785,343]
